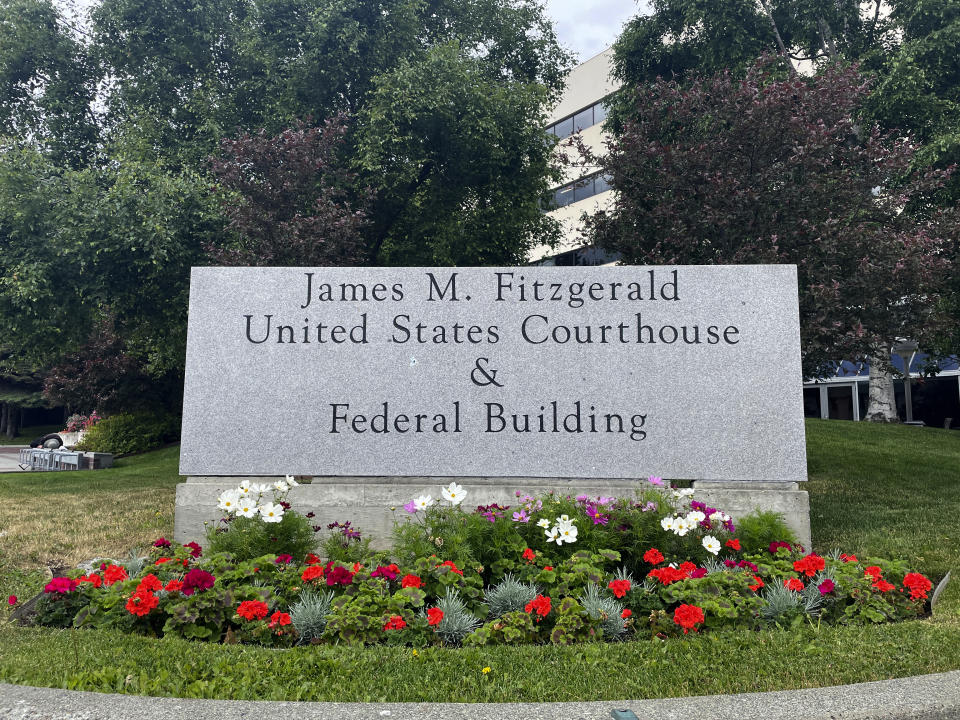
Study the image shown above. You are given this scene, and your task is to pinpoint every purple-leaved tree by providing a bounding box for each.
[587,59,958,421]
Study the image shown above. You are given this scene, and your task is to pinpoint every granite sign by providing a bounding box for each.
[179,265,806,481]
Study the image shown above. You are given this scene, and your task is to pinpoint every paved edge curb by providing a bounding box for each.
[2,670,960,720]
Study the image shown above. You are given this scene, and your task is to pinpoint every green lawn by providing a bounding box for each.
[0,420,958,701]
[0,424,64,445]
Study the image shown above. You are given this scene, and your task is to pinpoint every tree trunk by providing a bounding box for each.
[5,405,18,438]
[864,354,899,422]
[0,403,7,435]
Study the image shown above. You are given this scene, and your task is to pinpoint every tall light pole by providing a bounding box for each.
[892,340,919,424]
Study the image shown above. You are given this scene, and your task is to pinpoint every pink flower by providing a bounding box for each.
[817,579,835,594]
[7,595,16,606]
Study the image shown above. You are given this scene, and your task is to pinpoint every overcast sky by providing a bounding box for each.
[545,0,645,62]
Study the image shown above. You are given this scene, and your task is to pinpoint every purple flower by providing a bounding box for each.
[275,554,293,564]
[585,505,609,526]
[647,476,664,486]
[818,579,835,595]
[724,559,736,568]
[575,494,589,504]
[184,541,202,558]
[305,512,316,519]
[403,499,418,514]
[597,496,615,505]
[512,510,529,523]
[690,568,708,579]
[152,537,171,549]
[642,501,658,513]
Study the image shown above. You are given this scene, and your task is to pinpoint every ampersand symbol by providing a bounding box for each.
[470,357,503,387]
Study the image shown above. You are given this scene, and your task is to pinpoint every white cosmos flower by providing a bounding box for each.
[537,518,552,529]
[259,502,284,523]
[686,511,706,525]
[441,482,467,506]
[285,475,299,487]
[273,480,289,493]
[217,489,241,512]
[238,480,252,495]
[557,522,578,544]
[661,516,675,532]
[414,495,435,511]
[672,517,691,536]
[236,501,258,518]
[702,535,721,555]
[709,511,724,523]
[556,514,571,524]
[251,483,272,495]
[545,525,561,544]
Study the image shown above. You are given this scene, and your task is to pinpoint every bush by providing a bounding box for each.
[207,512,318,563]
[735,511,800,554]
[75,413,180,455]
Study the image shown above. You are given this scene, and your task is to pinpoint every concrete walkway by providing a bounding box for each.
[2,670,960,720]
[0,447,28,473]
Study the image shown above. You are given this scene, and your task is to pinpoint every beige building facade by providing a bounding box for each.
[530,48,620,265]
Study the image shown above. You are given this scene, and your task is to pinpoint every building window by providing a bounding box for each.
[547,99,610,139]
[550,172,613,208]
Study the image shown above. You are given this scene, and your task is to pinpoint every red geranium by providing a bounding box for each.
[44,577,77,594]
[181,569,215,596]
[268,611,292,629]
[903,572,932,601]
[793,554,826,578]
[427,607,444,626]
[748,575,765,592]
[237,600,269,621]
[864,566,883,581]
[647,566,688,585]
[103,564,128,586]
[384,615,406,630]
[164,579,182,593]
[673,604,704,634]
[155,557,173,565]
[324,563,355,586]
[77,574,102,588]
[621,608,632,619]
[643,548,664,565]
[522,548,536,563]
[302,565,325,583]
[725,539,741,551]
[608,579,631,599]
[371,564,400,581]
[137,574,163,592]
[437,560,463,576]
[784,577,805,592]
[678,561,697,575]
[543,566,553,571]
[840,553,858,563]
[872,578,895,593]
[524,594,552,621]
[305,553,322,565]
[401,574,423,589]
[125,590,158,617]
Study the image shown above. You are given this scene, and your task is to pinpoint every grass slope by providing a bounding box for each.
[0,420,957,701]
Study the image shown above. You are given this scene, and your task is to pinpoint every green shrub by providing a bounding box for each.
[75,413,180,455]
[734,511,799,554]
[207,512,318,563]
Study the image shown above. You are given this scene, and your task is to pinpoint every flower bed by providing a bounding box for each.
[19,477,933,647]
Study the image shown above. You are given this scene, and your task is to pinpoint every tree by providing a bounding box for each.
[0,0,99,167]
[585,60,957,416]
[208,116,369,266]
[91,0,571,263]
